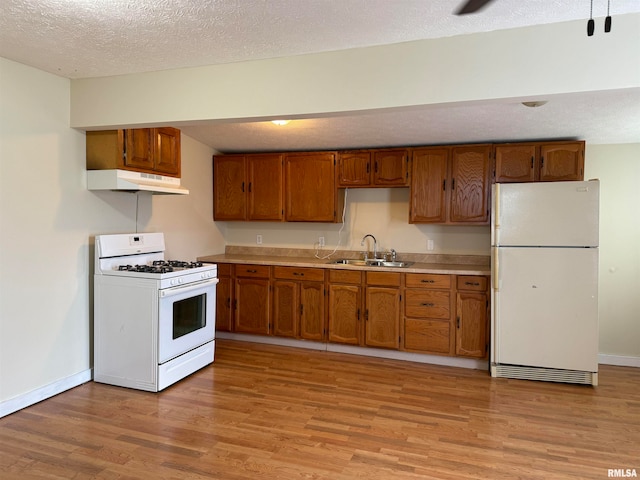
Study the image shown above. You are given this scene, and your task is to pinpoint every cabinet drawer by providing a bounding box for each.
[273,266,324,282]
[456,276,488,291]
[235,264,270,278]
[329,269,362,284]
[217,263,232,277]
[405,273,451,289]
[405,290,450,319]
[366,271,401,287]
[404,318,451,354]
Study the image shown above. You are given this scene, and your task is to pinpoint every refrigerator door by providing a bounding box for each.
[493,181,599,247]
[493,246,598,372]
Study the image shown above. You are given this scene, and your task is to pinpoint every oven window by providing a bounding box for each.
[173,293,206,339]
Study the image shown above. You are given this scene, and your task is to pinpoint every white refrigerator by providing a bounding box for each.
[491,180,599,386]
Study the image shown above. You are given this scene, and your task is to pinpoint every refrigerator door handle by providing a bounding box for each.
[492,247,500,291]
[494,183,501,230]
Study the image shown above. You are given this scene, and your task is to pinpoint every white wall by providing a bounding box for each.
[585,144,640,359]
[222,188,490,255]
[0,57,223,415]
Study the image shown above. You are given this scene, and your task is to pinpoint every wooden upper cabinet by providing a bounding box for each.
[124,129,154,171]
[247,154,284,220]
[372,149,409,186]
[494,141,584,183]
[213,155,247,220]
[539,142,585,181]
[87,127,181,177]
[284,152,338,222]
[494,144,537,183]
[154,127,181,176]
[409,147,449,223]
[337,149,409,187]
[410,145,490,225]
[449,145,491,224]
[337,151,371,187]
[213,154,284,221]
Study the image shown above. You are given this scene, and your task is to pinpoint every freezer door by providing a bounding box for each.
[493,181,599,247]
[492,247,598,372]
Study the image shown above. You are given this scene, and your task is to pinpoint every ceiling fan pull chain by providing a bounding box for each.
[605,0,612,32]
[587,0,595,36]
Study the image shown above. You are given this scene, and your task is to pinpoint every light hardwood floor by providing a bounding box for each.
[1,340,639,479]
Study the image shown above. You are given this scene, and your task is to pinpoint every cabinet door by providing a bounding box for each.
[373,149,409,186]
[328,283,361,345]
[456,292,488,358]
[272,281,298,338]
[284,153,336,222]
[299,282,325,341]
[124,129,154,171]
[213,156,247,220]
[215,274,233,332]
[154,127,180,176]
[449,145,491,224]
[405,319,452,355]
[338,151,371,187]
[540,142,585,182]
[365,287,400,349]
[494,144,537,183]
[247,154,284,220]
[234,278,270,335]
[409,148,448,223]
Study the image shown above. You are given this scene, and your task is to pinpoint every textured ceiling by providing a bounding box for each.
[2,0,640,149]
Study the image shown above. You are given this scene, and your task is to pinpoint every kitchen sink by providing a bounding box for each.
[329,259,413,268]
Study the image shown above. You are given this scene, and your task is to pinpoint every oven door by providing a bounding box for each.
[158,277,218,364]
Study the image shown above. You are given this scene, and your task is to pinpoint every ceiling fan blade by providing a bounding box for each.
[455,0,494,15]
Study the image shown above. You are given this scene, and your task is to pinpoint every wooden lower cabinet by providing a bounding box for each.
[455,276,489,358]
[234,265,271,335]
[403,273,454,355]
[219,262,489,361]
[272,266,326,341]
[327,270,362,345]
[215,264,233,332]
[364,272,401,349]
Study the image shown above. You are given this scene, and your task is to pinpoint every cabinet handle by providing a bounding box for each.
[541,157,544,168]
[421,302,435,307]
[421,279,435,283]
[530,156,534,169]
[248,182,252,193]
[365,310,369,321]
[246,269,257,273]
[374,161,378,173]
[366,163,370,174]
[357,308,360,320]
[465,281,480,286]
[226,298,231,308]
[451,178,456,190]
[293,272,304,276]
[442,179,446,191]
[300,304,304,316]
[457,316,461,328]
[241,181,245,193]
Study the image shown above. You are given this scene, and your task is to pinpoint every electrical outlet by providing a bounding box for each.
[318,236,325,247]
[256,234,263,245]
[427,239,434,251]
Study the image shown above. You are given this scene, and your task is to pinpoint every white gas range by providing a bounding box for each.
[93,232,218,392]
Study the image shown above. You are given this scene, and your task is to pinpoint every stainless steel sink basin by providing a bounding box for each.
[329,259,413,268]
[366,260,414,268]
[330,259,368,266]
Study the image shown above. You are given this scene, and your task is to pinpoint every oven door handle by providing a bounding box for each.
[160,278,219,298]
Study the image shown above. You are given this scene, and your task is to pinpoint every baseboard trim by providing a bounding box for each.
[599,354,640,368]
[216,332,488,370]
[0,369,92,418]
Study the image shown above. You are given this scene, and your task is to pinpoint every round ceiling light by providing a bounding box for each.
[271,120,290,126]
[522,101,548,108]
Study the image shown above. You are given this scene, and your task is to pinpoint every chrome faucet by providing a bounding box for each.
[361,234,378,260]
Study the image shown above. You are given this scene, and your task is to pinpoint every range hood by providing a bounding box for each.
[87,169,189,195]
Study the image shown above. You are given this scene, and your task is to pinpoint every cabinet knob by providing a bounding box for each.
[293,272,304,276]
[246,269,257,273]
[465,281,480,286]
[421,279,435,283]
[421,302,435,307]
